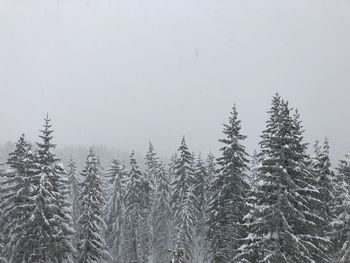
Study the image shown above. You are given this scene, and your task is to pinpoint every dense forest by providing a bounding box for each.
[1,93,350,263]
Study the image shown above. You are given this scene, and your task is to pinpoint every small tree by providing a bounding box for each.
[77,149,110,263]
[105,159,126,262]
[171,137,197,262]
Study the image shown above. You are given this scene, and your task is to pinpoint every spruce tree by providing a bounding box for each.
[67,156,80,252]
[153,163,172,263]
[329,152,350,262]
[311,138,336,239]
[77,149,110,263]
[24,116,73,262]
[123,151,152,263]
[194,155,210,220]
[0,134,36,262]
[144,142,160,259]
[0,161,6,259]
[193,155,211,262]
[207,105,250,262]
[171,137,197,262]
[67,156,80,228]
[105,159,126,262]
[145,142,159,196]
[235,95,330,263]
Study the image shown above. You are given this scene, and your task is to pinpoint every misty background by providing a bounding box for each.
[0,0,350,165]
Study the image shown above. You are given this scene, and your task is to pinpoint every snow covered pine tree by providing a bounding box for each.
[21,116,74,263]
[171,137,197,262]
[123,151,152,263]
[105,159,127,262]
[0,134,37,262]
[207,105,250,262]
[235,94,330,263]
[77,148,110,263]
[329,152,350,262]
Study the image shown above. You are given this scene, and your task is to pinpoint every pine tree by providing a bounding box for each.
[105,159,126,262]
[194,155,209,220]
[207,105,250,262]
[0,161,6,259]
[24,116,73,263]
[67,156,80,252]
[235,95,330,263]
[77,149,110,263]
[329,152,350,262]
[67,157,80,228]
[311,138,336,239]
[193,155,211,262]
[171,137,197,262]
[153,163,172,263]
[123,151,152,263]
[145,142,159,196]
[0,134,36,262]
[144,142,161,260]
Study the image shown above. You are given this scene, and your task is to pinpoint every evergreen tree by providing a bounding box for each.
[144,142,161,259]
[193,155,211,262]
[311,138,336,238]
[67,156,80,228]
[153,163,172,263]
[0,134,36,262]
[235,95,330,263]
[123,151,152,263]
[105,159,126,262]
[207,105,250,262]
[329,152,350,262]
[171,137,197,262]
[24,116,73,262]
[194,155,209,219]
[0,161,6,259]
[77,149,110,263]
[145,142,159,196]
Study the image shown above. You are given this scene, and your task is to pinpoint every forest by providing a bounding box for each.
[1,93,349,263]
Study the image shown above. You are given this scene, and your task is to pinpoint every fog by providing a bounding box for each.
[1,0,350,162]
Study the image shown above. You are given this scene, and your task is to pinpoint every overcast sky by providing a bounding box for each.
[0,0,350,162]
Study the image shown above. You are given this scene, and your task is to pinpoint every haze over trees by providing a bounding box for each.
[1,94,350,263]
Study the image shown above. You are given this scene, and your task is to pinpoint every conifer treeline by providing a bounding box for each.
[1,94,350,263]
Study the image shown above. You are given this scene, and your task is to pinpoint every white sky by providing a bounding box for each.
[1,0,350,162]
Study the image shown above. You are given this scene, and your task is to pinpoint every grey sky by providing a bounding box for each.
[1,0,350,162]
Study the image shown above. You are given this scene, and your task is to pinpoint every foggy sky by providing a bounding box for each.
[1,0,350,162]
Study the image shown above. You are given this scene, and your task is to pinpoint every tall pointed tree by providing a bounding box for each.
[235,95,330,263]
[77,149,110,263]
[311,138,336,238]
[193,154,211,262]
[23,116,73,263]
[171,137,197,262]
[67,156,80,228]
[145,142,159,196]
[0,159,8,260]
[0,135,40,262]
[329,152,350,262]
[144,142,160,259]
[207,105,250,262]
[153,163,172,263]
[105,159,126,262]
[123,151,152,263]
